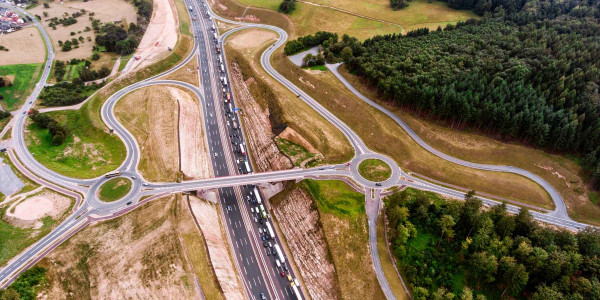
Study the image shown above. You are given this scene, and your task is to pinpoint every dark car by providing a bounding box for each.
[266,248,271,256]
[283,265,288,272]
[263,241,268,247]
[126,201,132,205]
[375,183,382,187]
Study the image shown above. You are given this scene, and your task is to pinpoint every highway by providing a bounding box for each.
[0,0,595,299]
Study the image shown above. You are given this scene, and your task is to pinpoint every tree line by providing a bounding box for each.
[28,109,69,146]
[284,31,338,55]
[39,80,104,107]
[287,0,600,189]
[385,189,600,299]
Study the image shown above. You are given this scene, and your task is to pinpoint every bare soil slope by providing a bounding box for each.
[272,187,340,300]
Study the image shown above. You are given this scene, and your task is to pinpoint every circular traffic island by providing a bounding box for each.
[98,177,132,202]
[358,159,392,182]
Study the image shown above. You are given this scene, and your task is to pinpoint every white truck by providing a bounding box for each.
[239,144,246,156]
[253,187,262,204]
[273,244,285,263]
[188,5,193,11]
[244,161,251,174]
[265,221,275,239]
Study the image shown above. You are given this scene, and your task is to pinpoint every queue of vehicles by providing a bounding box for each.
[200,3,303,299]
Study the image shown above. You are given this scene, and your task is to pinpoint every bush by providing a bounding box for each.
[279,0,296,14]
[91,53,100,60]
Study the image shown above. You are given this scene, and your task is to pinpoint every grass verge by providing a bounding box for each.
[97,177,131,202]
[276,138,314,166]
[358,159,391,182]
[377,215,410,300]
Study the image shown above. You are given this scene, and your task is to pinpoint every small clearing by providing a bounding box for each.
[188,196,244,299]
[36,196,215,299]
[271,186,340,300]
[171,87,211,179]
[128,0,178,72]
[3,189,71,229]
[0,27,45,65]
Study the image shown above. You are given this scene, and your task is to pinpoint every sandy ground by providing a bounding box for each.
[29,0,137,61]
[161,53,199,86]
[3,189,71,229]
[171,87,211,179]
[272,188,340,300]
[188,196,244,299]
[38,196,200,299]
[230,63,292,172]
[115,86,179,182]
[128,0,178,72]
[0,27,46,65]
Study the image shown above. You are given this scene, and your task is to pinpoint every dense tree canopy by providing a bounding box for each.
[39,81,104,107]
[293,0,600,188]
[386,189,600,299]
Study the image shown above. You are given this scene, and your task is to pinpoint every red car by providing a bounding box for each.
[280,271,285,277]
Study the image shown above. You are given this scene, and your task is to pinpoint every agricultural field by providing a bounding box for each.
[0,26,46,65]
[28,0,137,61]
[0,63,43,110]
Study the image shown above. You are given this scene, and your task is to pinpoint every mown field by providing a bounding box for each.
[0,63,43,110]
[98,177,131,202]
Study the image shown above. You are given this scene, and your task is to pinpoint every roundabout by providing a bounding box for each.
[349,154,402,188]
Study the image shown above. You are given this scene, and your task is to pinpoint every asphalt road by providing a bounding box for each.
[0,0,594,298]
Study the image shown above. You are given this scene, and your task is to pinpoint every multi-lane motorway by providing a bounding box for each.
[0,0,595,299]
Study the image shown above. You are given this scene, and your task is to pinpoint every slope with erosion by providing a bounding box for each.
[225,28,353,165]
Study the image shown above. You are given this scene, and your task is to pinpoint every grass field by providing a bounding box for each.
[302,179,386,299]
[359,159,391,182]
[25,110,126,179]
[304,179,364,216]
[272,51,555,211]
[0,63,43,110]
[233,0,477,38]
[377,215,410,300]
[225,28,353,163]
[63,61,86,81]
[338,67,600,224]
[97,178,132,202]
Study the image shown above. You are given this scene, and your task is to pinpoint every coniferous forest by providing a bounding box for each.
[290,0,600,187]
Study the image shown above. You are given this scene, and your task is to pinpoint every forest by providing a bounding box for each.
[385,189,600,299]
[288,0,600,188]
